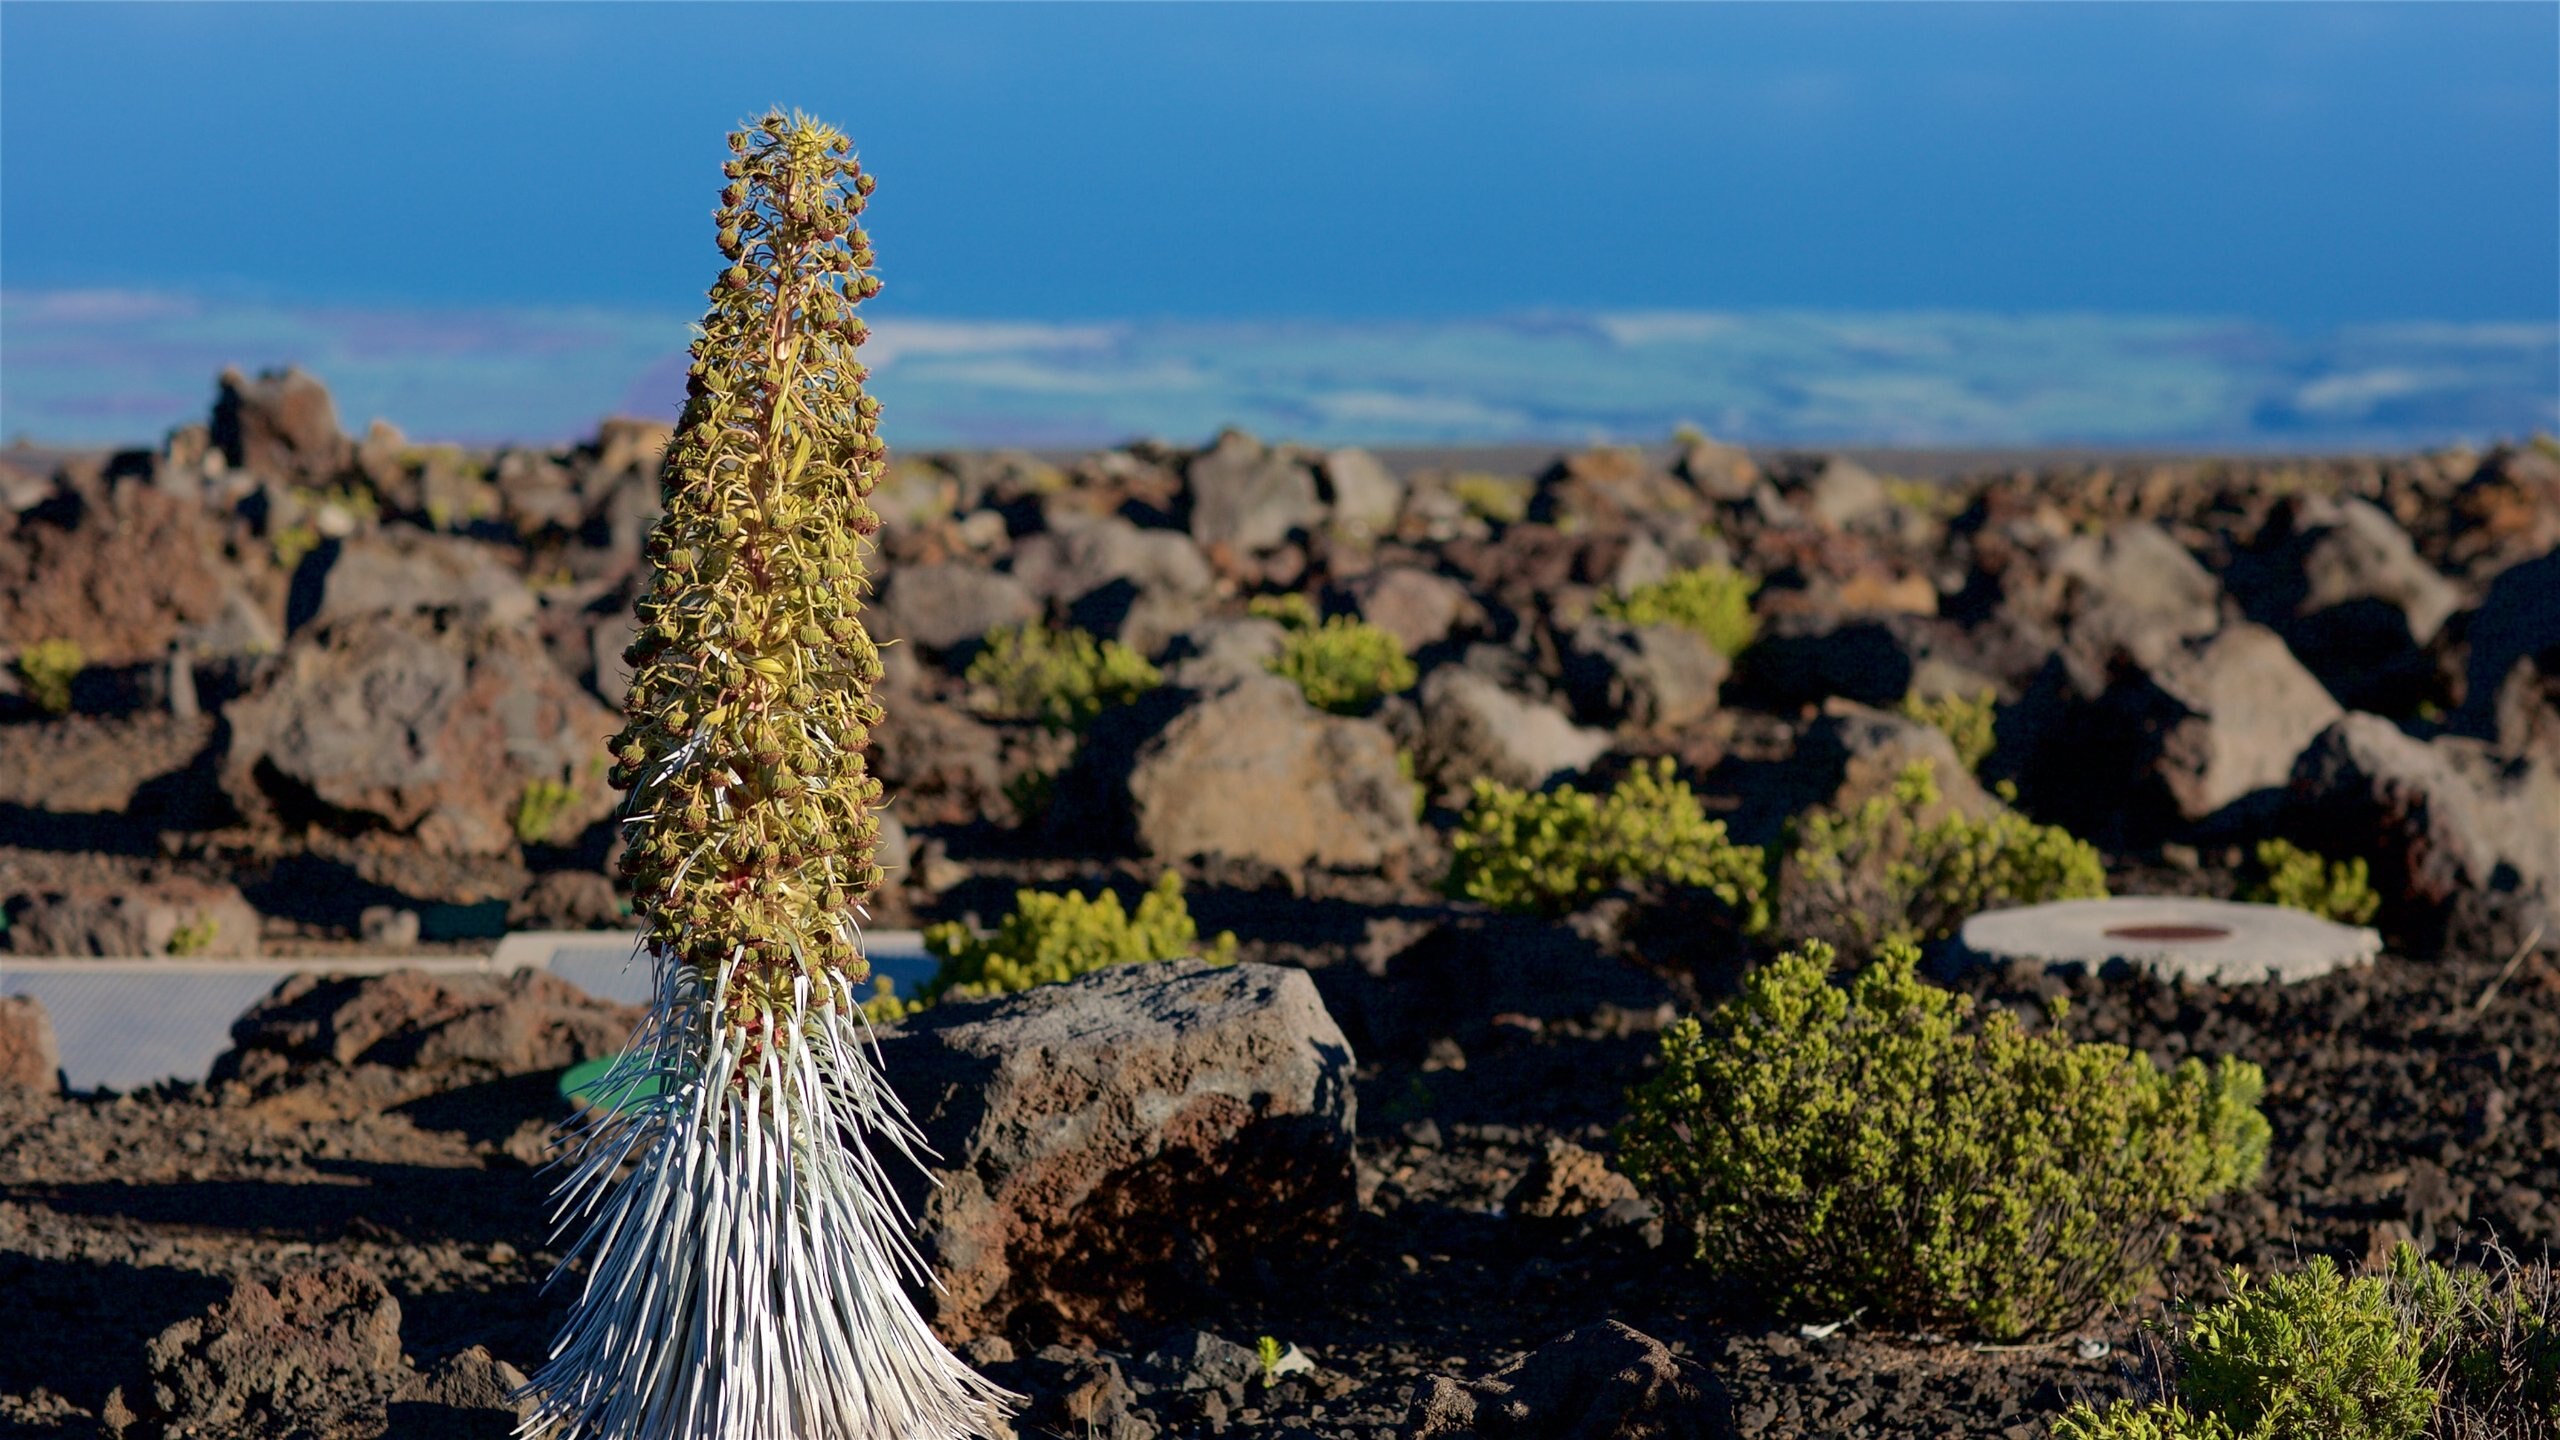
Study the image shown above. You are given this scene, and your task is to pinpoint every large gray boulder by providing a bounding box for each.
[880,959,1356,1343]
[872,561,1041,654]
[1126,675,1420,869]
[2005,622,2338,837]
[1418,667,1612,792]
[221,612,618,856]
[1014,514,1216,604]
[2288,713,2560,915]
[1348,565,1477,653]
[299,529,537,633]
[2048,521,2223,685]
[1321,446,1406,537]
[1185,431,1323,554]
[2231,496,2463,711]
[2136,623,2343,823]
[2294,497,2462,644]
[1560,619,1728,730]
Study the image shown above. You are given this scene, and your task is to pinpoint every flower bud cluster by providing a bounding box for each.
[611,109,891,1019]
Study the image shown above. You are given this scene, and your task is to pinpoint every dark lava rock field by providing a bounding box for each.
[2,367,2558,1438]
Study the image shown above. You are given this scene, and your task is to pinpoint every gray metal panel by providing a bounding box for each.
[0,933,940,1093]
[537,933,937,1007]
[0,954,524,1095]
[0,966,285,1094]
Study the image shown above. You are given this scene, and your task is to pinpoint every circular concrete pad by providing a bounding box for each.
[1954,897,2381,985]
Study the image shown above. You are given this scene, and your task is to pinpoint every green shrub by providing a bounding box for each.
[2243,839,2381,927]
[1617,940,2269,1340]
[1448,472,1531,526]
[1445,757,1768,926]
[1597,565,1760,659]
[1246,592,1319,630]
[1896,687,1999,773]
[966,621,1162,731]
[2178,1256,2436,1440]
[2390,1244,2560,1427]
[1784,762,2107,951]
[165,916,220,957]
[2055,1245,2559,1440]
[513,777,582,845]
[14,638,84,715]
[865,871,1236,1022]
[1268,616,1417,715]
[2050,1401,2237,1440]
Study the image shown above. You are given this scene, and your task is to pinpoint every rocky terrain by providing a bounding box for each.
[2,366,2557,1438]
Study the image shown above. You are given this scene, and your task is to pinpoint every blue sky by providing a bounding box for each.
[3,3,2555,449]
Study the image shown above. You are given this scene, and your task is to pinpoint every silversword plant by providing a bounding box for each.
[519,110,1011,1440]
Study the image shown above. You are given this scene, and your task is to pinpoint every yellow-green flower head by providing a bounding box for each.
[610,109,888,1012]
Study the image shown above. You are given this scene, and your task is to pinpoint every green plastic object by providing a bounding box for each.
[558,1054,663,1113]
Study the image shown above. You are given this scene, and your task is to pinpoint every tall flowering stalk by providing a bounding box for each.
[520,110,1012,1440]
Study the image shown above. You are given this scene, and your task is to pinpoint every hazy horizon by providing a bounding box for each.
[5,3,2553,453]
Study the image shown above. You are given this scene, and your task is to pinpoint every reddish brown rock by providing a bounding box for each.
[0,995,61,1094]
[1408,1322,1736,1440]
[220,612,618,855]
[0,877,261,958]
[1126,675,1421,870]
[211,365,353,486]
[0,480,229,663]
[1506,1140,1641,1222]
[105,1264,407,1439]
[216,967,642,1097]
[880,959,1356,1344]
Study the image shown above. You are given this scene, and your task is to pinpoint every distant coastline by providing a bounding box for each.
[3,290,2551,454]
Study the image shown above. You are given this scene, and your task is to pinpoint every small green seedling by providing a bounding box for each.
[1267,616,1417,715]
[1445,757,1768,925]
[14,639,83,715]
[966,620,1161,731]
[2244,839,2381,927]
[1597,564,1760,658]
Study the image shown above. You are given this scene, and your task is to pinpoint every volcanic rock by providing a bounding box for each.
[879,958,1357,1344]
[1561,619,1729,730]
[2048,520,2223,683]
[384,1346,533,1439]
[1507,1140,1643,1223]
[220,612,618,856]
[2231,496,2461,711]
[215,967,642,1097]
[0,994,61,1094]
[2287,713,2529,917]
[1408,1321,1737,1439]
[102,1264,406,1440]
[211,366,353,487]
[872,560,1040,654]
[1321,446,1407,537]
[1186,430,1323,555]
[0,479,229,664]
[2458,548,2560,738]
[0,877,261,958]
[1158,617,1289,691]
[299,529,538,633]
[1417,666,1612,792]
[1347,565,1478,653]
[1124,675,1420,869]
